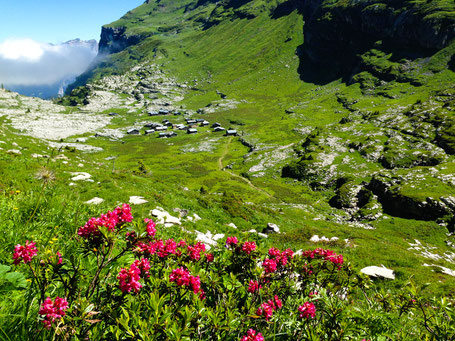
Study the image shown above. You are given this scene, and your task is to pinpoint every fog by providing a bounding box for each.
[0,38,97,86]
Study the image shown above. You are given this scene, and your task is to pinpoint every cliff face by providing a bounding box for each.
[303,0,455,68]
[98,26,144,55]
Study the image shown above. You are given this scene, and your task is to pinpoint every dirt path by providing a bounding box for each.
[218,137,273,198]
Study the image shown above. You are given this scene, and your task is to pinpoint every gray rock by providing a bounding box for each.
[263,223,280,234]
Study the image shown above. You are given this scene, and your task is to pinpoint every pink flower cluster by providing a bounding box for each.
[256,295,283,320]
[226,236,238,246]
[226,237,257,255]
[241,329,264,341]
[268,247,293,266]
[247,280,261,293]
[262,247,294,274]
[13,240,37,265]
[169,267,201,294]
[302,248,344,268]
[78,204,133,239]
[242,241,257,255]
[262,258,277,273]
[136,239,213,263]
[56,251,63,265]
[144,218,156,237]
[205,253,214,262]
[298,302,316,319]
[187,242,206,261]
[117,258,150,293]
[38,297,68,329]
[136,239,178,258]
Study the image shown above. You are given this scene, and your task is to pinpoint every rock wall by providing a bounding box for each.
[302,0,455,67]
[98,26,144,55]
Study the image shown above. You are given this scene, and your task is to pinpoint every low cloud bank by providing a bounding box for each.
[0,38,97,86]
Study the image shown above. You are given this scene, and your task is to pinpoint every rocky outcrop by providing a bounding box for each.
[302,0,455,69]
[99,26,144,55]
[368,174,455,230]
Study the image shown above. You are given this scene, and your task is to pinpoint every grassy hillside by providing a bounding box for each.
[53,0,455,292]
[1,2,455,338]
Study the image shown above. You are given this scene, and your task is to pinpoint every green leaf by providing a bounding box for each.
[3,271,27,289]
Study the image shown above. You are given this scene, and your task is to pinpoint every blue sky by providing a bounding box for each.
[0,0,145,44]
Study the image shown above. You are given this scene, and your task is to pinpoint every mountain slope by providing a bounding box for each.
[55,0,455,290]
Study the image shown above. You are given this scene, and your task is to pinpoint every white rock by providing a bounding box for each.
[310,235,320,242]
[31,153,45,158]
[78,163,84,167]
[12,142,18,147]
[264,223,280,234]
[0,141,5,144]
[248,229,258,234]
[193,214,201,222]
[258,233,268,238]
[6,149,21,155]
[213,233,225,241]
[194,230,218,250]
[85,197,104,205]
[331,237,339,241]
[55,154,69,160]
[294,249,303,256]
[423,264,455,277]
[70,172,92,181]
[360,266,395,280]
[68,182,76,186]
[228,223,237,229]
[151,207,181,225]
[129,196,148,205]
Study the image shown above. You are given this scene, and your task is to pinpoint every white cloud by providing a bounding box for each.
[0,38,97,86]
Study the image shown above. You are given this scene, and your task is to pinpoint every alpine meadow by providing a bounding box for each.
[1,0,455,339]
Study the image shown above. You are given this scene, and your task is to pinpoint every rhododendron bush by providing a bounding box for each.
[10,205,455,340]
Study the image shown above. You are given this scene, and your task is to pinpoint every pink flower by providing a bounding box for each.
[266,247,293,268]
[268,247,281,257]
[78,204,133,240]
[137,239,178,258]
[262,258,277,273]
[226,236,238,246]
[247,280,261,293]
[274,295,283,309]
[242,241,256,255]
[169,268,201,294]
[169,268,191,286]
[206,253,214,262]
[257,302,274,320]
[187,242,206,261]
[256,296,282,321]
[298,302,316,319]
[114,203,133,224]
[133,258,150,277]
[144,218,156,237]
[118,263,142,293]
[13,240,37,265]
[190,275,201,294]
[302,248,344,268]
[241,329,265,341]
[56,252,63,265]
[38,296,68,329]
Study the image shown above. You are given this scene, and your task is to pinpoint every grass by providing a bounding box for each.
[2,0,455,304]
